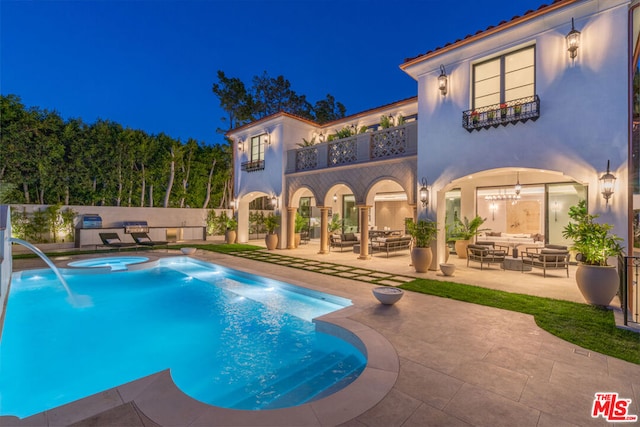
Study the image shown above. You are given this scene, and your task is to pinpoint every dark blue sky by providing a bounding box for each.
[1,0,545,146]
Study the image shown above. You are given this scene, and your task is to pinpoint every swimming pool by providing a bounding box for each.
[0,257,366,418]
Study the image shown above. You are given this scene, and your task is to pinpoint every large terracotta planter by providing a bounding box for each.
[575,264,619,306]
[411,247,433,273]
[455,240,470,259]
[265,233,278,250]
[294,233,301,248]
[225,230,236,244]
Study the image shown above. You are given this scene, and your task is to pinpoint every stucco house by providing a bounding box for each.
[228,0,637,271]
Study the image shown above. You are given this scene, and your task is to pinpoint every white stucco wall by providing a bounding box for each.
[404,0,630,250]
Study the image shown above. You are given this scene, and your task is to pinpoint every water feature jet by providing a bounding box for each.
[9,238,91,307]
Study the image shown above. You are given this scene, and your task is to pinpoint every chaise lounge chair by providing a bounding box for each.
[131,232,169,250]
[99,232,137,251]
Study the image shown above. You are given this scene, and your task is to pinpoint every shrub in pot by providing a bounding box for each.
[294,212,307,248]
[562,200,624,306]
[448,216,487,259]
[405,218,437,273]
[225,217,237,244]
[264,213,280,250]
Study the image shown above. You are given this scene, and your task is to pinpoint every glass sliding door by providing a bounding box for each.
[445,190,461,241]
[546,183,586,246]
[342,195,358,233]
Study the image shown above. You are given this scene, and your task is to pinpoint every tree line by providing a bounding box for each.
[0,71,346,208]
[1,94,231,208]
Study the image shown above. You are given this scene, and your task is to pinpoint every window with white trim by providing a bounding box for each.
[250,134,267,162]
[473,45,535,109]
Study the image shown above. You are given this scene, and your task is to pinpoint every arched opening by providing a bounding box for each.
[365,179,413,233]
[236,191,275,244]
[437,167,587,263]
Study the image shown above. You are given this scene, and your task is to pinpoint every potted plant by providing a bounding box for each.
[449,216,487,259]
[487,110,495,121]
[514,104,522,116]
[500,103,507,118]
[329,213,342,234]
[471,110,479,125]
[405,218,437,273]
[225,217,237,244]
[562,200,624,306]
[293,211,307,248]
[264,213,280,250]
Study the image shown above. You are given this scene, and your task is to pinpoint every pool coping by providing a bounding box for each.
[2,255,400,426]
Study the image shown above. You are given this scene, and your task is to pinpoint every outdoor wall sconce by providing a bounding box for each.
[264,132,271,146]
[489,202,497,221]
[566,18,581,60]
[514,172,521,197]
[438,65,448,96]
[419,177,429,207]
[552,201,559,222]
[600,160,616,205]
[333,193,337,203]
[237,138,244,152]
[270,194,278,209]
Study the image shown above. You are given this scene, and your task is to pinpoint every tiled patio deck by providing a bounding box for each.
[3,242,639,426]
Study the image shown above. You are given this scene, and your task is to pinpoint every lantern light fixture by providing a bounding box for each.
[270,194,278,209]
[438,65,448,96]
[600,160,616,205]
[514,172,521,196]
[419,177,429,207]
[333,193,337,203]
[566,17,581,60]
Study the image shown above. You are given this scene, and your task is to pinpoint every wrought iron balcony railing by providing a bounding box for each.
[241,159,265,172]
[288,121,418,173]
[462,95,540,132]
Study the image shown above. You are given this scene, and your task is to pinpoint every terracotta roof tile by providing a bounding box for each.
[402,0,577,67]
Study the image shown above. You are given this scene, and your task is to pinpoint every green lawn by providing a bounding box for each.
[401,279,640,365]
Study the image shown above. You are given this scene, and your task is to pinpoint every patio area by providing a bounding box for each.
[287,239,585,304]
[3,243,639,426]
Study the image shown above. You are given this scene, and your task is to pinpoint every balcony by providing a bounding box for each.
[462,96,540,132]
[241,160,265,172]
[287,121,417,173]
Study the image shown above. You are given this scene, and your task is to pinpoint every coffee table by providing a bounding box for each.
[503,257,532,271]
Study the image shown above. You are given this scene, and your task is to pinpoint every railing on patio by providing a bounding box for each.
[287,121,417,173]
[619,255,640,326]
[462,95,540,132]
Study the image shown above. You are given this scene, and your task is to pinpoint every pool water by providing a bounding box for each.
[0,257,366,418]
[67,256,150,271]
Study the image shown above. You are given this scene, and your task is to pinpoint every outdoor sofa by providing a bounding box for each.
[329,233,359,252]
[371,236,412,257]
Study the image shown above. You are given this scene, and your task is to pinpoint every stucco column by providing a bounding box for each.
[287,207,296,249]
[358,205,371,260]
[318,207,329,254]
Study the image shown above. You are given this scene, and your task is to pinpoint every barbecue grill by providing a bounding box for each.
[123,221,149,234]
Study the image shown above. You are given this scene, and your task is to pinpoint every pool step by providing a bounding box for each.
[259,354,364,410]
[215,351,363,410]
[222,353,360,409]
